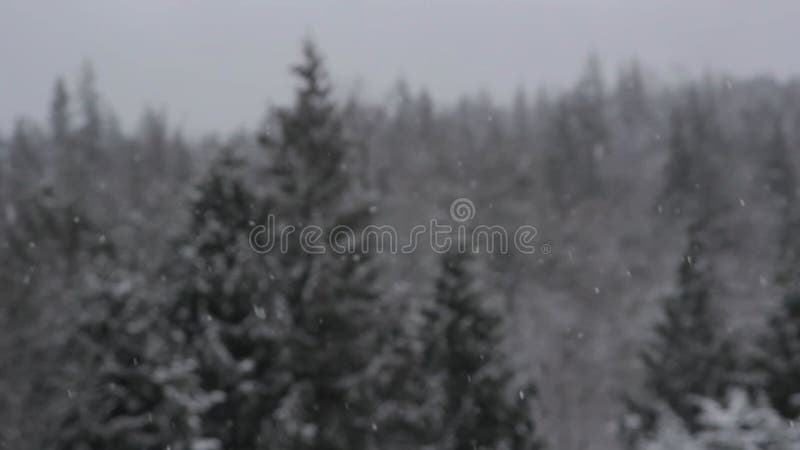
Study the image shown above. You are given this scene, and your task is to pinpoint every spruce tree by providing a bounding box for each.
[766,119,800,291]
[257,40,387,450]
[56,264,189,450]
[658,88,726,220]
[616,61,650,128]
[7,120,43,195]
[423,248,541,450]
[544,56,607,211]
[167,148,284,449]
[758,291,800,419]
[638,219,738,433]
[3,188,110,448]
[58,148,281,450]
[756,116,800,419]
[77,63,101,151]
[50,78,71,145]
[761,117,795,213]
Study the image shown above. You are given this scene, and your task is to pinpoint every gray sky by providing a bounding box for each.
[2,1,799,135]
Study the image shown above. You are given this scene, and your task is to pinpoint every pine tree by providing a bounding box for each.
[758,291,800,419]
[616,61,649,128]
[2,187,171,450]
[637,219,738,433]
[138,109,168,178]
[56,263,189,450]
[511,87,531,150]
[77,63,101,151]
[7,120,43,196]
[57,148,279,450]
[50,78,71,145]
[166,148,284,450]
[48,77,81,200]
[2,187,108,449]
[423,248,541,450]
[761,116,795,211]
[755,115,800,419]
[544,56,607,211]
[658,87,726,220]
[66,62,104,203]
[764,117,800,289]
[257,40,388,450]
[642,390,800,450]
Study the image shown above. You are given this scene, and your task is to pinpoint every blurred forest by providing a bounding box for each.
[3,41,800,449]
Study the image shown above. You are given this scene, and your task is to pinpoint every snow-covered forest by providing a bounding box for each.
[4,37,800,450]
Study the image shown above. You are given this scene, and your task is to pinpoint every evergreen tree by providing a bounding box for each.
[7,120,43,195]
[56,148,278,450]
[422,248,541,450]
[763,117,800,289]
[544,56,607,211]
[757,291,800,419]
[77,63,101,151]
[167,148,283,449]
[636,220,738,433]
[66,62,104,203]
[615,61,650,128]
[658,87,726,220]
[47,76,82,200]
[755,115,800,419]
[761,116,795,211]
[50,78,71,145]
[56,264,189,450]
[257,40,388,450]
[2,188,127,449]
[642,390,800,450]
[511,87,531,151]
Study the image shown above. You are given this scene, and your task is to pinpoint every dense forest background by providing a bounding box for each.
[3,41,800,449]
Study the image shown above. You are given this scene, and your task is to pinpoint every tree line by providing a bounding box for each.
[4,41,800,449]
[0,42,540,450]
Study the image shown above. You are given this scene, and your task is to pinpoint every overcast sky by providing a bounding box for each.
[2,1,799,135]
